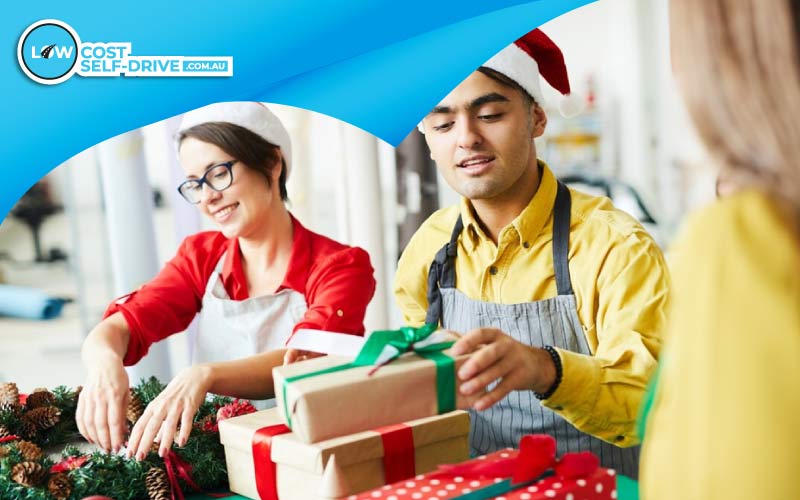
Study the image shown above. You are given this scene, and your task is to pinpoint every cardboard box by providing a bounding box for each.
[273,350,479,444]
[218,408,471,500]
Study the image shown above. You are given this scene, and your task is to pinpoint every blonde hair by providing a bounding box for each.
[670,0,800,220]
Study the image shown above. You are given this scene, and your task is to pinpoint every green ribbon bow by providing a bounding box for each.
[281,323,456,429]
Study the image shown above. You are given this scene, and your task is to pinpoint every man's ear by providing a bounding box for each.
[530,104,547,139]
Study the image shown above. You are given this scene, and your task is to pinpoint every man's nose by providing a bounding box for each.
[456,119,483,149]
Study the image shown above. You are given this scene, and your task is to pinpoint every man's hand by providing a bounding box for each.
[126,364,213,460]
[450,327,557,410]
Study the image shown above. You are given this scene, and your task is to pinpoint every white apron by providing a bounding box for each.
[193,252,308,408]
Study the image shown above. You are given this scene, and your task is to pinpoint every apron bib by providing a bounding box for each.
[194,251,308,408]
[425,182,640,478]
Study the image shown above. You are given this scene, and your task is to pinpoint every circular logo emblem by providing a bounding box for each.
[18,19,81,85]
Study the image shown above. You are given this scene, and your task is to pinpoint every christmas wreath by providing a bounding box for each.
[0,377,256,500]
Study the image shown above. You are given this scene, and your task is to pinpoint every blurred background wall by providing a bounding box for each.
[0,0,714,391]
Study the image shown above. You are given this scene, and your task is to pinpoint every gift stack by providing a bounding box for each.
[219,326,477,500]
[218,325,620,500]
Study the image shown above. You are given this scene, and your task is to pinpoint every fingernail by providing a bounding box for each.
[458,367,471,379]
[460,382,474,395]
[136,452,144,461]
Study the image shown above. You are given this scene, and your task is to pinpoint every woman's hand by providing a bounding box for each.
[126,364,213,460]
[76,358,130,453]
[283,349,325,365]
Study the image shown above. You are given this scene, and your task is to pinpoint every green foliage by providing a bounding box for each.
[0,378,233,500]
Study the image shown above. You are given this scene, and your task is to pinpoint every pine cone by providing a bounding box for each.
[0,446,9,458]
[19,417,38,439]
[25,406,61,431]
[16,440,43,461]
[127,390,145,424]
[26,390,55,409]
[0,382,20,412]
[47,472,72,500]
[10,461,47,487]
[0,424,12,438]
[145,467,171,500]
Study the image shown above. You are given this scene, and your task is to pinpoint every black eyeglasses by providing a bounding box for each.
[177,160,237,204]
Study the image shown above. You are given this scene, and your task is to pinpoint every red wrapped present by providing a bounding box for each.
[350,435,617,500]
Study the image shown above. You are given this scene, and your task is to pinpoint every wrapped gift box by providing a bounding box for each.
[274,328,481,444]
[351,435,618,500]
[218,407,471,500]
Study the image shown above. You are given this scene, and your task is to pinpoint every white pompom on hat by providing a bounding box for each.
[177,102,292,178]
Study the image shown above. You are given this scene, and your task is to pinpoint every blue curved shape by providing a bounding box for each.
[1,0,594,221]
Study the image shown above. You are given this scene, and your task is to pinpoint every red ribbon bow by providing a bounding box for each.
[0,435,20,444]
[163,450,230,500]
[431,434,599,484]
[50,455,89,474]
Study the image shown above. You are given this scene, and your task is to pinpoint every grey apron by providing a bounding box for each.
[425,181,640,478]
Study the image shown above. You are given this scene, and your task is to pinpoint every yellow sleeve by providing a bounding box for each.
[543,228,669,446]
[641,192,800,499]
[394,226,438,328]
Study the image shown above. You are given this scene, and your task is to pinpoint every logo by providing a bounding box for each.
[18,19,80,85]
[18,19,233,85]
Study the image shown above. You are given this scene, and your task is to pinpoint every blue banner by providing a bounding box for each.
[1,0,594,220]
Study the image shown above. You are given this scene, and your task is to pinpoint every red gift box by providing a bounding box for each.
[350,435,617,500]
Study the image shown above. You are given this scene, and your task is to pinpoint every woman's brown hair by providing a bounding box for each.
[178,122,288,201]
[670,0,800,225]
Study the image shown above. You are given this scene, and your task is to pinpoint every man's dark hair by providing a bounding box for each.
[477,66,536,108]
[178,122,289,202]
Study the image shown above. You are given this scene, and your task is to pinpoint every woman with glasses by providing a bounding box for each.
[76,102,377,460]
[640,0,800,498]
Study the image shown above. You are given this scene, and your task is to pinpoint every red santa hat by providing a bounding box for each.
[419,28,581,133]
[177,102,293,178]
[482,28,581,117]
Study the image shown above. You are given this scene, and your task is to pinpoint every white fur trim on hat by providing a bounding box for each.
[417,44,546,136]
[177,102,292,178]
[483,43,545,105]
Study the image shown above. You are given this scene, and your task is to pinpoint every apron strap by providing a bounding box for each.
[552,181,574,296]
[425,180,574,324]
[424,216,463,326]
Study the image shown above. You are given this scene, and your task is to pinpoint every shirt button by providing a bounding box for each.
[523,242,530,249]
[336,309,344,317]
[489,266,498,275]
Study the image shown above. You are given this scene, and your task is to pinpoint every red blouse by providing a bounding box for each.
[104,216,376,365]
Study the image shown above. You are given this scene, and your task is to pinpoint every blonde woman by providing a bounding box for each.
[641,1,800,498]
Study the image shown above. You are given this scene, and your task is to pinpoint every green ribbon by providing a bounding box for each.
[281,323,456,429]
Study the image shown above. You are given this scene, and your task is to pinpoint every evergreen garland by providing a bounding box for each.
[0,377,251,500]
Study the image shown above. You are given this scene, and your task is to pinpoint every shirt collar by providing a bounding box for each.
[458,160,558,252]
[220,214,312,299]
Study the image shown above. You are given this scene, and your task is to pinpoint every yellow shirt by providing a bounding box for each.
[641,190,800,499]
[394,163,669,446]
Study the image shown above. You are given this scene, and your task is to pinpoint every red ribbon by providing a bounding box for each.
[375,423,416,484]
[163,450,230,500]
[252,423,291,500]
[0,435,20,444]
[430,434,599,484]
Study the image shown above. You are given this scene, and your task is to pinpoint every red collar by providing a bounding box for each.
[220,215,312,300]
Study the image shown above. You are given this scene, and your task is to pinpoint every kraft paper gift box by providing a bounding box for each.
[218,407,471,500]
[274,326,481,444]
[351,435,618,500]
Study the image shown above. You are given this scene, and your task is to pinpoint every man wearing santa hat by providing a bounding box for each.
[394,29,668,478]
